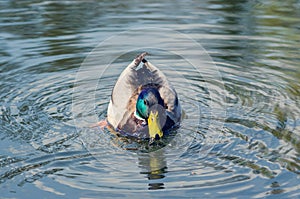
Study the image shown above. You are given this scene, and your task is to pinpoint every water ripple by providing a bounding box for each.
[1,0,300,198]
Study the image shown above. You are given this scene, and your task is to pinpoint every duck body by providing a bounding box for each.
[107,53,182,141]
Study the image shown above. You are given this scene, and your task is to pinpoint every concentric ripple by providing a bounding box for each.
[74,45,224,169]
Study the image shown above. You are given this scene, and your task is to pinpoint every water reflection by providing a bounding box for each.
[138,150,167,190]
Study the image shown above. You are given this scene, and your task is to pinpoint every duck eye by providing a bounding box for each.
[144,99,148,105]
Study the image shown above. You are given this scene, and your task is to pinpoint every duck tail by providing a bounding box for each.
[134,52,148,66]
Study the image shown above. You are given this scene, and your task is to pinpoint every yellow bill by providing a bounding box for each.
[148,110,163,141]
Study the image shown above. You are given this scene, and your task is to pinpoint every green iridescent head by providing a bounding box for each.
[136,88,165,141]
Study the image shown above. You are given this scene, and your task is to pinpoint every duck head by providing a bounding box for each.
[136,88,166,144]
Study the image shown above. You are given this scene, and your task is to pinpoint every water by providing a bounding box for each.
[1,0,299,198]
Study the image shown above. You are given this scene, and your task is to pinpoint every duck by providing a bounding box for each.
[105,52,182,144]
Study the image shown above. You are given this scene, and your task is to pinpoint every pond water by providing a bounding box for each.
[1,0,300,198]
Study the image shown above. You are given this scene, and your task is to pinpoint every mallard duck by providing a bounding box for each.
[106,52,182,144]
